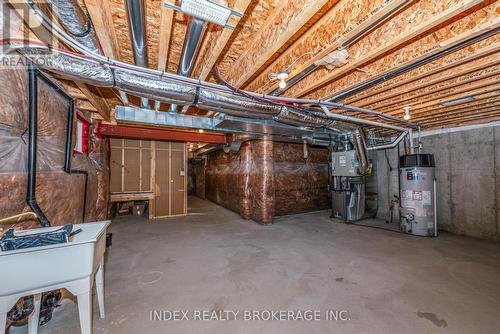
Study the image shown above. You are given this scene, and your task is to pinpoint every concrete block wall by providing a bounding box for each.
[375,125,500,242]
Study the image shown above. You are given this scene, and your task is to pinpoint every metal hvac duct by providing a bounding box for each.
[17,48,370,175]
[125,0,149,108]
[170,18,208,112]
[46,0,101,54]
[178,18,207,77]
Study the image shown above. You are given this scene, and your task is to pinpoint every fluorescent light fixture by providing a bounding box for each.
[442,96,475,107]
[181,0,231,26]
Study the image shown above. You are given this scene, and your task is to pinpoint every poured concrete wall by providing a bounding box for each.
[376,125,500,242]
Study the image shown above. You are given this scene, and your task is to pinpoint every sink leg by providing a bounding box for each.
[95,258,105,319]
[77,290,93,334]
[28,293,41,334]
[0,311,6,334]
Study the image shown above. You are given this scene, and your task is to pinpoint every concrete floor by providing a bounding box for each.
[10,196,500,334]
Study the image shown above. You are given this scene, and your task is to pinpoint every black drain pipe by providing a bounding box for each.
[27,64,50,227]
[64,99,89,223]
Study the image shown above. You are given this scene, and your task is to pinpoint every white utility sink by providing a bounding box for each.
[0,221,111,334]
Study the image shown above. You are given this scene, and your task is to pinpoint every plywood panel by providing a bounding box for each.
[155,145,170,217]
[170,148,185,215]
[170,141,185,150]
[123,148,141,191]
[156,140,170,149]
[141,147,151,191]
[110,147,123,192]
[124,138,140,147]
[110,138,122,146]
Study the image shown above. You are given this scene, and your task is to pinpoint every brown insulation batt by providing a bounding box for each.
[273,142,330,216]
[205,140,330,224]
[0,172,85,230]
[206,146,248,216]
[0,65,109,230]
[188,158,206,199]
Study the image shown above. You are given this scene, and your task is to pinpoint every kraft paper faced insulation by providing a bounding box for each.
[0,66,109,230]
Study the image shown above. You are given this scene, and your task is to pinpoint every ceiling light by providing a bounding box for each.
[198,129,204,133]
[442,96,475,107]
[403,106,411,120]
[277,71,289,89]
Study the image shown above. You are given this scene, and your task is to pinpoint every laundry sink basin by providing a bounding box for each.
[0,221,110,296]
[0,221,111,334]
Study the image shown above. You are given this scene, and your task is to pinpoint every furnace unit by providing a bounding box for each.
[330,149,366,222]
[399,153,437,236]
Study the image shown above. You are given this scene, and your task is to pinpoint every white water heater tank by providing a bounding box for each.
[399,154,436,237]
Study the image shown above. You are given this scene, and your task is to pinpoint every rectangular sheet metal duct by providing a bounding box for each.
[114,106,327,140]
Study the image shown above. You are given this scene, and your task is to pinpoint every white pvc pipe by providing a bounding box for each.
[367,131,408,151]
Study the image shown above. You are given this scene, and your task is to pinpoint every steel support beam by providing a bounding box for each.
[98,124,228,144]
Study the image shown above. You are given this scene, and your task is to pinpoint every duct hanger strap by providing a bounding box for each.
[192,86,201,106]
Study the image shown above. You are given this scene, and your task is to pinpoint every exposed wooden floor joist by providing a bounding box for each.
[7,0,499,130]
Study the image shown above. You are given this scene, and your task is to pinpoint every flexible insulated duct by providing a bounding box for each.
[46,0,101,54]
[17,48,370,175]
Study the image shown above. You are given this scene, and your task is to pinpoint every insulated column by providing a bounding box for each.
[250,137,275,224]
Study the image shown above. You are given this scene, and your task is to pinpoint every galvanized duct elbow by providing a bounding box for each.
[46,0,101,54]
[346,126,370,175]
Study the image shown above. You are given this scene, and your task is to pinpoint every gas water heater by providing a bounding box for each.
[399,153,437,236]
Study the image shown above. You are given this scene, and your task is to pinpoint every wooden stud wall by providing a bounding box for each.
[109,138,187,218]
